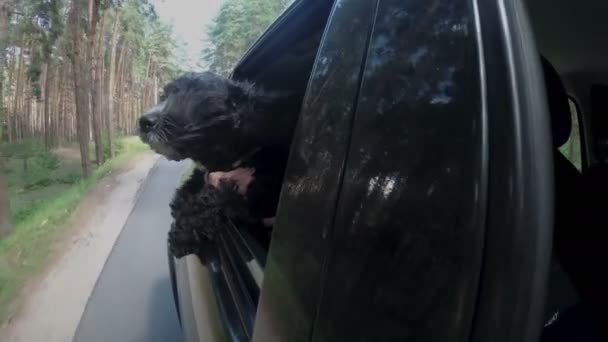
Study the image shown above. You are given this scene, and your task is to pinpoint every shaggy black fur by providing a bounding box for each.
[139,72,297,257]
[167,145,289,257]
[168,168,264,258]
[139,71,298,171]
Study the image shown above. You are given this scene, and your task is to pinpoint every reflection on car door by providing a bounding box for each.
[251,0,378,341]
[311,0,487,341]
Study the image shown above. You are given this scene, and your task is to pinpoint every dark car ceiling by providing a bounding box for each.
[526,0,608,81]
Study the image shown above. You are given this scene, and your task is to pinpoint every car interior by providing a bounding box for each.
[527,0,608,339]
[219,0,608,339]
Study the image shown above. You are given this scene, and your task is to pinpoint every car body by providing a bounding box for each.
[169,0,608,341]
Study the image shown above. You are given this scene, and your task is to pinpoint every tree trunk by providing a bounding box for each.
[14,43,25,141]
[43,62,52,147]
[106,9,120,158]
[99,46,106,137]
[69,0,91,177]
[12,41,25,142]
[0,0,13,237]
[60,83,67,143]
[141,53,151,113]
[57,78,64,145]
[115,42,127,135]
[0,154,9,237]
[57,64,65,145]
[153,71,158,107]
[0,0,11,129]
[87,0,102,165]
[96,10,106,141]
[24,86,31,138]
[50,65,60,147]
[94,9,106,161]
[5,45,14,139]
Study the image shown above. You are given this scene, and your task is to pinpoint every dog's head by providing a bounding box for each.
[138,72,255,170]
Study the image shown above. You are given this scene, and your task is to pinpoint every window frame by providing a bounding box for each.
[471,0,554,341]
[251,0,378,340]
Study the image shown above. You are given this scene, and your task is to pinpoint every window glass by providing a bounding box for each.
[558,98,583,170]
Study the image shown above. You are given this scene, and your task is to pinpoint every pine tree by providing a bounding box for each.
[0,0,14,237]
[202,0,290,76]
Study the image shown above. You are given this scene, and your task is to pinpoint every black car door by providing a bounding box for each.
[256,0,554,341]
[306,0,553,342]
[311,0,487,341]
[252,1,377,341]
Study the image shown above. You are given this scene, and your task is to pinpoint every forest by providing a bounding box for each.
[202,0,291,76]
[0,0,186,237]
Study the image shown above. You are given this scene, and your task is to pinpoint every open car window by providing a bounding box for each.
[202,0,336,339]
[558,98,584,170]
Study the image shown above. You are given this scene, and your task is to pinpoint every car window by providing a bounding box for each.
[558,98,583,170]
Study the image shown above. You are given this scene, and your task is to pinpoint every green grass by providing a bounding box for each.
[559,136,582,171]
[559,101,583,171]
[0,136,149,322]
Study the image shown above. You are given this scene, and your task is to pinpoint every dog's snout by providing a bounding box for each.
[139,115,157,133]
[139,103,165,133]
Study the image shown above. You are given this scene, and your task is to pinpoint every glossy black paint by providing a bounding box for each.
[252,0,377,341]
[310,0,487,341]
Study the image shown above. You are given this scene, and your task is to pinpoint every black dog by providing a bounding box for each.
[168,168,263,258]
[138,72,296,257]
[168,146,289,257]
[138,71,297,171]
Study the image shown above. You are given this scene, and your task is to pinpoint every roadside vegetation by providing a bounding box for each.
[0,136,148,322]
[559,101,583,170]
[0,0,187,238]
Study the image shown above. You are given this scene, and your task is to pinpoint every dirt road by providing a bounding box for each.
[0,153,161,342]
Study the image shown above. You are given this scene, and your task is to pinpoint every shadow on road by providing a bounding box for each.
[138,276,183,342]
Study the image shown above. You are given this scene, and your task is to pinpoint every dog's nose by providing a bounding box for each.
[139,103,165,133]
[139,115,157,133]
